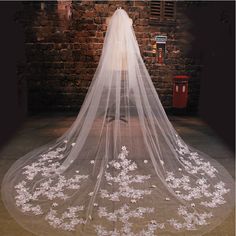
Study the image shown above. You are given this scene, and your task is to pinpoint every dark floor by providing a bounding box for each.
[0,114,235,236]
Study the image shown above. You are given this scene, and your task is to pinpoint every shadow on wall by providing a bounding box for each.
[185,1,235,151]
[0,2,26,149]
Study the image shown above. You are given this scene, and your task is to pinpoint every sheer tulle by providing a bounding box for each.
[1,9,234,236]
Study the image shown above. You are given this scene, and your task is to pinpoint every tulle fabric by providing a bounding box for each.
[1,9,234,236]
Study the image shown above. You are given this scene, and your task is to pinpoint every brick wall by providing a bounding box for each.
[18,1,202,113]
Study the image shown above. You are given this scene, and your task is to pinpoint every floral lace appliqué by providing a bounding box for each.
[45,206,86,231]
[95,146,165,236]
[168,205,213,230]
[175,135,218,177]
[13,144,232,235]
[165,171,230,206]
[100,146,152,201]
[14,143,88,230]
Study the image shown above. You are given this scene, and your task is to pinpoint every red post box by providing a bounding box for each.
[172,75,190,108]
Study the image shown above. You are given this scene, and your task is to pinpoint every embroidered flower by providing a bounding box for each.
[96,147,160,235]
[113,162,121,169]
[175,138,218,177]
[45,206,85,231]
[167,205,213,230]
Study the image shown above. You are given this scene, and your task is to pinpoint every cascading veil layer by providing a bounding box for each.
[1,8,234,236]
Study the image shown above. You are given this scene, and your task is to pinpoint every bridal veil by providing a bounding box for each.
[1,8,234,236]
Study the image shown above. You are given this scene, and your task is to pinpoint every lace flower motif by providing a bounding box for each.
[165,172,230,205]
[100,146,152,201]
[45,206,86,231]
[95,146,165,236]
[175,137,218,177]
[14,144,88,230]
[168,205,213,230]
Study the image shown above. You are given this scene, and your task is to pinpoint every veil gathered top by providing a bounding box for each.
[1,8,235,236]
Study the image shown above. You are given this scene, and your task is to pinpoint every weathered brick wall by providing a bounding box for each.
[18,1,202,113]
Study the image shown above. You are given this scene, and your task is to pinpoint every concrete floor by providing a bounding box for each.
[0,114,234,236]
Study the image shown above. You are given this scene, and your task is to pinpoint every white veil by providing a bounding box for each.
[1,9,234,236]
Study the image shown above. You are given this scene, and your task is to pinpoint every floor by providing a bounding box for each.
[0,114,234,236]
